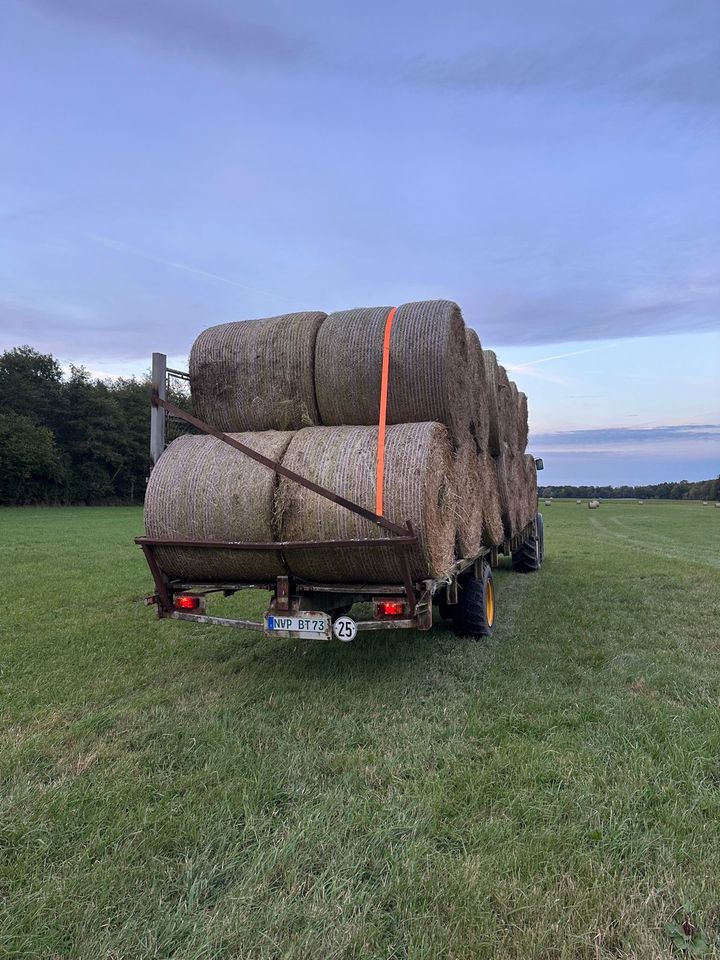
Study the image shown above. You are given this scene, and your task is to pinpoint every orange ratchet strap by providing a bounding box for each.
[375,306,397,516]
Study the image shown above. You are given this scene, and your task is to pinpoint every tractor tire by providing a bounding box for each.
[512,528,541,573]
[450,563,496,638]
[536,512,545,564]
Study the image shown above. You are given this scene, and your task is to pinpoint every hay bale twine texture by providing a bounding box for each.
[496,366,520,455]
[145,431,294,581]
[482,350,502,457]
[517,392,529,452]
[454,434,483,558]
[494,443,514,540]
[521,455,538,528]
[464,328,490,456]
[189,312,326,431]
[314,300,470,446]
[479,452,504,547]
[277,422,455,583]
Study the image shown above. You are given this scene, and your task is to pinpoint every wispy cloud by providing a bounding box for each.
[395,11,720,109]
[533,423,720,450]
[22,0,310,68]
[88,235,297,306]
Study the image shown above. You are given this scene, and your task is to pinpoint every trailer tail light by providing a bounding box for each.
[175,595,201,610]
[374,599,406,618]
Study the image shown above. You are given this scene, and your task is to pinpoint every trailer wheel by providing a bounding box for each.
[512,525,541,573]
[453,563,495,638]
[536,512,545,564]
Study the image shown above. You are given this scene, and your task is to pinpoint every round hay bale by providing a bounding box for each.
[144,430,294,581]
[277,422,455,583]
[479,452,504,547]
[497,366,520,455]
[482,350,502,457]
[454,434,483,558]
[517,392,529,452]
[314,300,470,447]
[494,443,515,539]
[465,328,490,456]
[522,454,538,527]
[189,312,326,431]
[507,449,532,532]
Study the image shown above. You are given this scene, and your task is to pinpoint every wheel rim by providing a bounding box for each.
[485,578,495,626]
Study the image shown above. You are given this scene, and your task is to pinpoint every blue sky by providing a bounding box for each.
[1,0,718,484]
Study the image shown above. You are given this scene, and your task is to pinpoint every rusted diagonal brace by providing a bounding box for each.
[152,392,409,537]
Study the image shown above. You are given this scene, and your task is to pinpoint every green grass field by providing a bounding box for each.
[1,501,719,959]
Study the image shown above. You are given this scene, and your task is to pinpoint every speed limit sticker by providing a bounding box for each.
[332,616,357,642]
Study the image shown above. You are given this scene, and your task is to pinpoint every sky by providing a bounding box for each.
[1,0,718,485]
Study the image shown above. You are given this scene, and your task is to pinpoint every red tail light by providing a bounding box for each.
[175,595,201,610]
[376,600,406,617]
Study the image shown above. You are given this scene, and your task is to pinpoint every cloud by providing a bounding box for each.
[474,286,720,346]
[396,9,720,108]
[22,0,310,68]
[88,235,298,306]
[0,297,187,361]
[532,423,720,448]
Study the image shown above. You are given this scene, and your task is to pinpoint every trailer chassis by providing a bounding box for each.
[137,354,541,640]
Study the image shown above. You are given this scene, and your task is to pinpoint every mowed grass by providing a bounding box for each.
[1,502,719,960]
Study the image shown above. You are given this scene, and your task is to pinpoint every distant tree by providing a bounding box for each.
[0,345,63,428]
[0,411,63,503]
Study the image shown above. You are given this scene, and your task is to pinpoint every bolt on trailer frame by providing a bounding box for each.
[138,354,541,638]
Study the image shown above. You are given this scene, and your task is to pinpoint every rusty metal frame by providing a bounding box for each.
[151,392,409,537]
[138,392,424,622]
[138,385,542,635]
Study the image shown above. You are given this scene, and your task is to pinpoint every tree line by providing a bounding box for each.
[540,480,719,501]
[0,345,182,505]
[1,344,717,505]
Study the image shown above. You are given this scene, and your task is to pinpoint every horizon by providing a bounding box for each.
[2,0,719,485]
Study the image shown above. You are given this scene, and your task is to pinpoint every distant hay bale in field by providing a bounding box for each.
[588,499,600,509]
[482,350,502,457]
[576,499,582,504]
[145,431,294,581]
[637,500,643,504]
[277,422,456,583]
[315,300,470,446]
[189,312,325,431]
[465,328,490,455]
[703,501,708,505]
[544,499,552,506]
[454,434,483,558]
[715,502,720,508]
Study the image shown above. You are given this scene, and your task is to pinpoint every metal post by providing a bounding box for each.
[150,352,167,466]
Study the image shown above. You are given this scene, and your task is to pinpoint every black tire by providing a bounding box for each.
[512,529,540,573]
[536,512,545,564]
[451,562,495,638]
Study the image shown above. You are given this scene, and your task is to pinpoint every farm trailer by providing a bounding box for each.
[137,353,545,643]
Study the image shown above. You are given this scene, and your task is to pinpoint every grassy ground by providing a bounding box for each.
[1,501,719,959]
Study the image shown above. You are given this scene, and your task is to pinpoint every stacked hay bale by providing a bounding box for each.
[190,312,326,431]
[482,352,536,538]
[277,422,455,582]
[145,300,534,583]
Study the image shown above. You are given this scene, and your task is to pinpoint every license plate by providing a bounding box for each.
[264,613,331,639]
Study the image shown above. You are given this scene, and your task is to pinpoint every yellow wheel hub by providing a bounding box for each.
[485,578,495,627]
